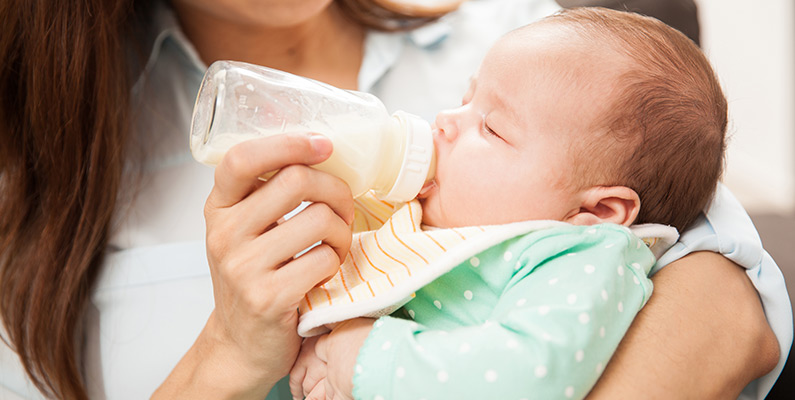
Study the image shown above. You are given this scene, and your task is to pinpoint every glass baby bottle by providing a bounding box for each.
[190,60,435,203]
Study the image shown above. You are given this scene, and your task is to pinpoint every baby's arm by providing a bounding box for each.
[343,227,654,399]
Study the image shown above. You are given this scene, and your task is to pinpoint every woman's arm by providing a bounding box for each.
[586,251,779,399]
[154,133,355,399]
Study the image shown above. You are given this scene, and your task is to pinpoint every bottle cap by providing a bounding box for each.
[382,111,435,202]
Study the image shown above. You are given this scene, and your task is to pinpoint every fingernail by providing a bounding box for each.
[308,133,332,157]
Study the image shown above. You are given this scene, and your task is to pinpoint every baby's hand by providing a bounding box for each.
[289,335,328,399]
[314,318,377,400]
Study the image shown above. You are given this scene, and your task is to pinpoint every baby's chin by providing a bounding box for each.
[417,196,443,227]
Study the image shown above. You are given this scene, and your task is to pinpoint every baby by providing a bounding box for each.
[290,6,725,400]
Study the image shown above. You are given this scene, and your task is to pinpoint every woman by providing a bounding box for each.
[0,0,788,399]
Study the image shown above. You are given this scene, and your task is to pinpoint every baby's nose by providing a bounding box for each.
[434,109,459,142]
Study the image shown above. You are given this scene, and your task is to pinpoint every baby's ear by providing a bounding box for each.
[564,186,640,227]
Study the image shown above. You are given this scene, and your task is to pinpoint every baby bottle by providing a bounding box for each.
[190,60,435,203]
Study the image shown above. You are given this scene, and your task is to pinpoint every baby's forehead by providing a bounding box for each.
[491,23,629,94]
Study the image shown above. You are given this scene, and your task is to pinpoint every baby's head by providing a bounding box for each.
[419,7,726,232]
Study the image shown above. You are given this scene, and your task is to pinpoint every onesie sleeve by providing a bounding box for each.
[352,225,655,400]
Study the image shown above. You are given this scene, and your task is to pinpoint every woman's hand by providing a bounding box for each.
[155,133,355,399]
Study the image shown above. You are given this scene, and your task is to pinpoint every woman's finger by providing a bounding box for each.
[208,132,332,208]
[251,201,353,272]
[232,164,354,238]
[272,244,345,306]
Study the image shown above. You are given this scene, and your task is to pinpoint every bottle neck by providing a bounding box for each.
[374,111,434,203]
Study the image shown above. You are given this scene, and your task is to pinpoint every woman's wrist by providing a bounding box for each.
[153,312,279,399]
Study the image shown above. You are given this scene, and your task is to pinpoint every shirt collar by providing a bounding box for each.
[359,18,451,92]
[132,1,206,94]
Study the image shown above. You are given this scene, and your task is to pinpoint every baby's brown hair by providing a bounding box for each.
[550,7,727,231]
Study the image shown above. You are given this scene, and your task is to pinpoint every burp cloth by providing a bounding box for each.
[297,195,678,337]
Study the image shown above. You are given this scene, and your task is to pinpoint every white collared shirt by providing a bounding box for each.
[1,1,789,399]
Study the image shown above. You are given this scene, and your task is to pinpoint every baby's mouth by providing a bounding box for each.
[417,180,437,198]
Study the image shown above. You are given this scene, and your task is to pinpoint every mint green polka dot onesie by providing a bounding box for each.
[352,223,655,400]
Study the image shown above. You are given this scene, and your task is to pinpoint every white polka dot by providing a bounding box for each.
[434,300,442,309]
[565,386,575,398]
[605,243,615,249]
[601,290,608,301]
[506,339,519,349]
[567,294,577,304]
[579,312,590,324]
[409,322,419,330]
[596,363,604,374]
[416,344,425,353]
[516,298,527,307]
[375,396,385,400]
[356,364,363,374]
[408,309,415,319]
[485,370,498,382]
[374,319,384,328]
[632,262,641,269]
[637,240,643,249]
[459,343,471,353]
[535,365,548,378]
[396,367,405,378]
[538,305,550,315]
[575,350,585,362]
[586,228,597,234]
[437,370,449,382]
[542,332,552,341]
[503,251,513,261]
[617,265,624,276]
[618,301,624,312]
[515,261,522,270]
[633,276,640,285]
[584,264,595,274]
[469,257,480,267]
[548,278,559,286]
[600,326,606,337]
[381,341,392,350]
[464,290,473,300]
[567,252,578,257]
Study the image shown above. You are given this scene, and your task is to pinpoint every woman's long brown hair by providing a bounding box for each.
[0,1,455,398]
[0,0,150,398]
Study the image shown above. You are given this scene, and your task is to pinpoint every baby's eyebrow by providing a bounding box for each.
[490,89,518,123]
